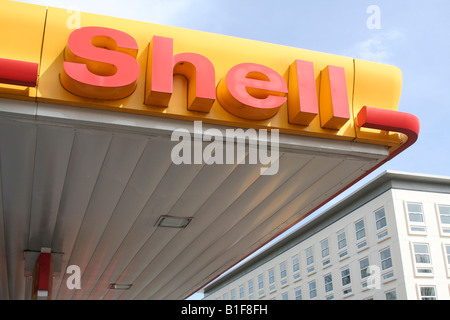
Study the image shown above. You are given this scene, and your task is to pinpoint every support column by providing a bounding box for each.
[31,248,53,300]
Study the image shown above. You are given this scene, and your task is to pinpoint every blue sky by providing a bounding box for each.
[14,0,450,298]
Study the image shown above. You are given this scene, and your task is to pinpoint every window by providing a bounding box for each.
[231,288,236,300]
[281,292,289,300]
[380,247,393,271]
[321,238,330,258]
[408,203,424,222]
[379,247,395,282]
[406,202,426,233]
[375,207,389,240]
[385,289,397,300]
[359,257,370,289]
[223,293,228,300]
[306,247,314,265]
[357,240,367,250]
[438,205,450,235]
[445,244,450,275]
[239,285,244,299]
[341,266,351,287]
[309,280,317,299]
[306,246,315,273]
[446,244,450,264]
[321,238,331,267]
[292,255,301,280]
[360,257,370,279]
[419,286,437,300]
[258,274,264,296]
[355,219,366,240]
[338,249,348,260]
[324,273,333,293]
[280,262,287,279]
[343,287,352,296]
[414,243,431,263]
[280,261,287,286]
[268,268,275,284]
[268,268,276,292]
[248,279,254,295]
[258,274,264,289]
[336,229,348,259]
[355,219,367,250]
[337,230,347,250]
[413,243,433,275]
[375,207,387,230]
[295,287,302,300]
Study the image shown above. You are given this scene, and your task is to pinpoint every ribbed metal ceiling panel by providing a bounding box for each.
[0,99,388,300]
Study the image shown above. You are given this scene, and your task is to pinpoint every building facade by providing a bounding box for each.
[203,171,450,300]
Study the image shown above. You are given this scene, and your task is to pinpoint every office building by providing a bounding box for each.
[203,171,450,300]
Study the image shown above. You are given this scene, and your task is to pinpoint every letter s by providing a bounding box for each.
[60,26,140,100]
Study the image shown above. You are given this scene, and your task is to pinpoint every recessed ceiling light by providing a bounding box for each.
[109,283,132,290]
[156,215,193,228]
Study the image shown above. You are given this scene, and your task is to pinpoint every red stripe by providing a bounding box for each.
[357,106,420,158]
[37,253,52,291]
[0,58,38,87]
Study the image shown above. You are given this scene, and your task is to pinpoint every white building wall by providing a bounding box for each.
[391,188,450,300]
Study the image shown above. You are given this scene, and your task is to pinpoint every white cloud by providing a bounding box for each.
[348,30,406,63]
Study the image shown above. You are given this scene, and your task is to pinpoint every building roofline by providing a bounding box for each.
[202,170,450,295]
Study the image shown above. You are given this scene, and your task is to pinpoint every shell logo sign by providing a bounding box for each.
[60,26,349,126]
[0,1,419,158]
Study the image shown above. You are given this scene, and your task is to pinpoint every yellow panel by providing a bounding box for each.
[36,6,356,141]
[0,1,404,147]
[0,1,47,100]
[353,59,403,146]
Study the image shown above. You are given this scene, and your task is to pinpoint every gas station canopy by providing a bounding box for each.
[0,1,419,299]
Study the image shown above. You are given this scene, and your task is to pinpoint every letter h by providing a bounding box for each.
[145,36,216,112]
